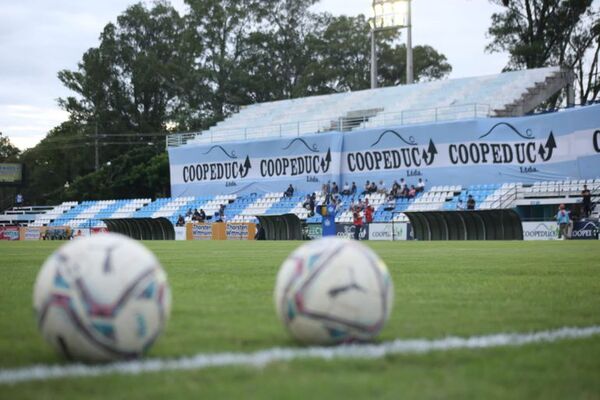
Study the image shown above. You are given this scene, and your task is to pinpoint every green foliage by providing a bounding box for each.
[0,241,599,398]
[0,132,20,163]
[22,1,453,203]
[63,148,169,201]
[487,0,600,104]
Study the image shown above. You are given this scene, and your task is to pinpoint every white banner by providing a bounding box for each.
[522,221,559,241]
[368,223,409,241]
[174,227,187,241]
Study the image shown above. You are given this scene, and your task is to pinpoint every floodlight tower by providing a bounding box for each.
[370,0,413,89]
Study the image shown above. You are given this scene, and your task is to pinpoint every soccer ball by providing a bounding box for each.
[274,237,394,344]
[33,233,171,362]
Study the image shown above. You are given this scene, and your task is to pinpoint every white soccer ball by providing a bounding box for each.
[274,237,394,344]
[33,233,171,362]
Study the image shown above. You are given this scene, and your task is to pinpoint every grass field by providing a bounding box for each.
[0,240,599,399]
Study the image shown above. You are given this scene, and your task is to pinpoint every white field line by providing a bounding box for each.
[1,325,599,385]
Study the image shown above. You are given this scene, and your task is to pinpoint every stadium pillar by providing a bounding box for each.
[371,29,378,89]
[406,0,413,84]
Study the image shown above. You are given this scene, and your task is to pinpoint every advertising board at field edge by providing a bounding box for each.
[521,221,559,240]
[368,223,410,241]
[0,226,20,241]
[570,220,599,240]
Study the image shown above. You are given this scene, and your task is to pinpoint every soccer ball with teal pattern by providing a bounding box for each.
[274,237,394,344]
[33,233,171,362]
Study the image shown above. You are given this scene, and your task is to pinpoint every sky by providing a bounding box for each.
[0,0,508,150]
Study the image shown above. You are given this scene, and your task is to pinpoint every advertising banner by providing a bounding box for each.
[521,221,559,240]
[306,224,323,240]
[570,220,599,240]
[368,223,410,241]
[335,223,369,240]
[341,104,600,188]
[23,227,43,241]
[192,224,213,240]
[0,163,22,184]
[174,227,187,241]
[169,132,343,197]
[226,223,249,240]
[0,226,20,241]
[170,104,600,196]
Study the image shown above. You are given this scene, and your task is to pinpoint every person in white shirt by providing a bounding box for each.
[378,180,387,194]
[417,178,425,193]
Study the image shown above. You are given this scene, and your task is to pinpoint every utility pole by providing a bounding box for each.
[94,122,99,172]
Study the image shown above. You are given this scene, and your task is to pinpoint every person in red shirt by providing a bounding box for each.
[364,199,374,224]
[352,206,363,240]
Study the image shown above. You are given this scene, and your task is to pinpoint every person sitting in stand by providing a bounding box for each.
[368,181,378,194]
[341,182,351,195]
[331,182,339,195]
[350,182,357,195]
[198,208,206,222]
[362,180,371,195]
[176,215,185,227]
[192,208,201,221]
[467,195,476,210]
[416,178,426,193]
[322,181,331,195]
[408,185,417,198]
[185,208,193,218]
[390,181,400,198]
[400,184,410,198]
[456,199,465,210]
[284,184,294,198]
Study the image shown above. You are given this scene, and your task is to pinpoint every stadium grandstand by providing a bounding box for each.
[1,67,598,239]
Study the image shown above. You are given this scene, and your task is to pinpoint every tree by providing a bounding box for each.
[487,0,600,104]
[0,133,20,162]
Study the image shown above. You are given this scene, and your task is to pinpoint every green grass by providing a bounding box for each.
[0,240,599,399]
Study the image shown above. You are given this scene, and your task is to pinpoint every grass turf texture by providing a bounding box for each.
[0,240,599,399]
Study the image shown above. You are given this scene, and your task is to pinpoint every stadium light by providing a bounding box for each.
[370,0,413,88]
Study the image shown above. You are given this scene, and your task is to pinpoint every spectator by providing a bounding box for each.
[467,195,476,210]
[352,206,363,241]
[581,185,592,218]
[15,193,23,207]
[408,185,416,198]
[417,178,425,193]
[322,181,331,195]
[390,181,400,198]
[368,181,377,194]
[199,209,206,221]
[331,182,339,195]
[456,199,465,210]
[284,184,294,198]
[362,180,371,195]
[364,199,374,225]
[341,182,351,195]
[350,182,357,195]
[192,208,201,221]
[556,204,570,240]
[185,208,193,217]
[400,184,409,198]
[303,194,316,216]
[176,215,185,227]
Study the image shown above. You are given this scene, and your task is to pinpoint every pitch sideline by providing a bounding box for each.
[1,325,599,385]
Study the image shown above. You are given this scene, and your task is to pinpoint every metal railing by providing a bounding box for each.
[167,103,491,148]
